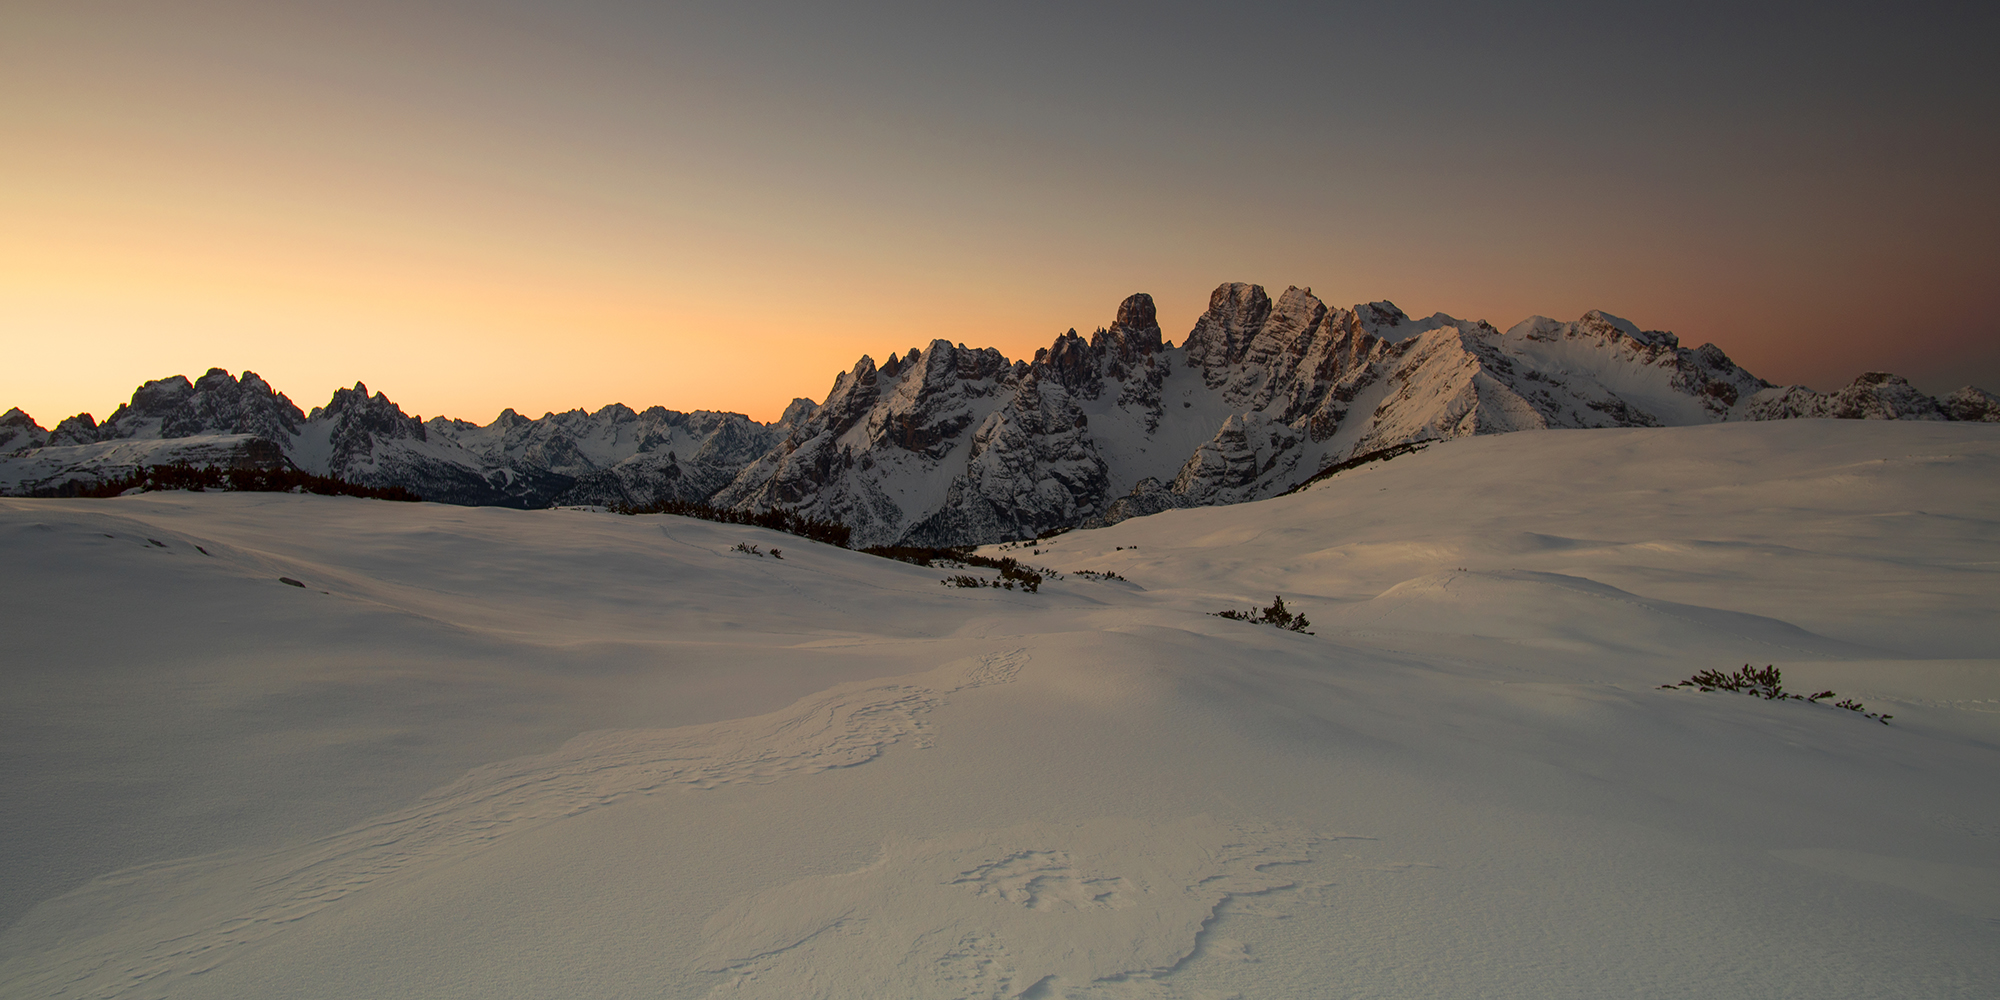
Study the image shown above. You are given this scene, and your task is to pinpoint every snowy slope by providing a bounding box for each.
[2,419,1996,998]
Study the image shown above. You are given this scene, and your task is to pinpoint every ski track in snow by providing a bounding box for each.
[0,651,1040,999]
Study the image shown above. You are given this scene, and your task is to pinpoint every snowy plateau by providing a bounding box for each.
[5,282,1997,547]
[3,417,1998,999]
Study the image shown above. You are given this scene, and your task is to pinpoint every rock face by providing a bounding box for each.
[5,284,1995,542]
[1741,372,1958,421]
[1943,386,2000,422]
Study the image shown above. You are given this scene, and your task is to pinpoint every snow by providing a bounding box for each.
[0,434,271,494]
[2,419,1996,998]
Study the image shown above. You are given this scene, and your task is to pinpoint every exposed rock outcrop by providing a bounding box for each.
[1742,372,1951,421]
[1943,386,2000,422]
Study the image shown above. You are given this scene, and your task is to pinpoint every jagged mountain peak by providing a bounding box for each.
[0,407,48,456]
[313,382,413,422]
[1185,282,1275,370]
[1112,291,1159,335]
[1744,371,1952,422]
[778,397,819,426]
[1944,386,2000,422]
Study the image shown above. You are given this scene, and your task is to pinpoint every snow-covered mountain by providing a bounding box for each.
[5,281,1996,542]
[0,369,798,509]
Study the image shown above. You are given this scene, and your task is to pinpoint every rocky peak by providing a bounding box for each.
[1577,310,1679,350]
[806,356,882,445]
[1355,301,1410,337]
[129,375,196,412]
[1260,287,1330,352]
[776,397,819,429]
[1185,283,1275,372]
[1039,329,1100,395]
[1743,372,1951,422]
[1092,293,1166,362]
[593,402,639,424]
[871,339,1006,456]
[50,413,102,446]
[94,375,192,440]
[1943,386,2000,422]
[315,383,426,440]
[0,408,48,454]
[173,368,305,440]
[1830,373,1947,420]
[306,383,427,481]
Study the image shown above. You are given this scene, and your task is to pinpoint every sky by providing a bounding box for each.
[3,0,1996,425]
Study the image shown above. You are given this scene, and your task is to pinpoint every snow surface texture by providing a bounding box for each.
[5,285,1995,547]
[2,419,1997,998]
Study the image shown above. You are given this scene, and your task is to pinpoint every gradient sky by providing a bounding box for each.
[4,0,1996,425]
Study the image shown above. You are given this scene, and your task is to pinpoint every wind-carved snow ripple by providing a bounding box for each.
[0,649,1032,1000]
[698,814,1319,999]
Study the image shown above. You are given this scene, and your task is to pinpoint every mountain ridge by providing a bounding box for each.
[7,281,1996,544]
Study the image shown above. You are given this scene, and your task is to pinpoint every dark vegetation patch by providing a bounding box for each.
[44,464,422,502]
[1660,664,1890,724]
[616,498,852,548]
[942,573,1035,591]
[866,545,1054,593]
[1213,595,1313,633]
[1280,440,1434,496]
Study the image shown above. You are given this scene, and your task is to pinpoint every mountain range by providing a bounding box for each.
[7,282,1996,546]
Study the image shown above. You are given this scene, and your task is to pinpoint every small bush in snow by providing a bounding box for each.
[1213,596,1313,634]
[942,574,1032,591]
[1659,664,1890,724]
[869,545,1046,592]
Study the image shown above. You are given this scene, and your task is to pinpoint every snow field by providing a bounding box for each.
[2,418,1996,998]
